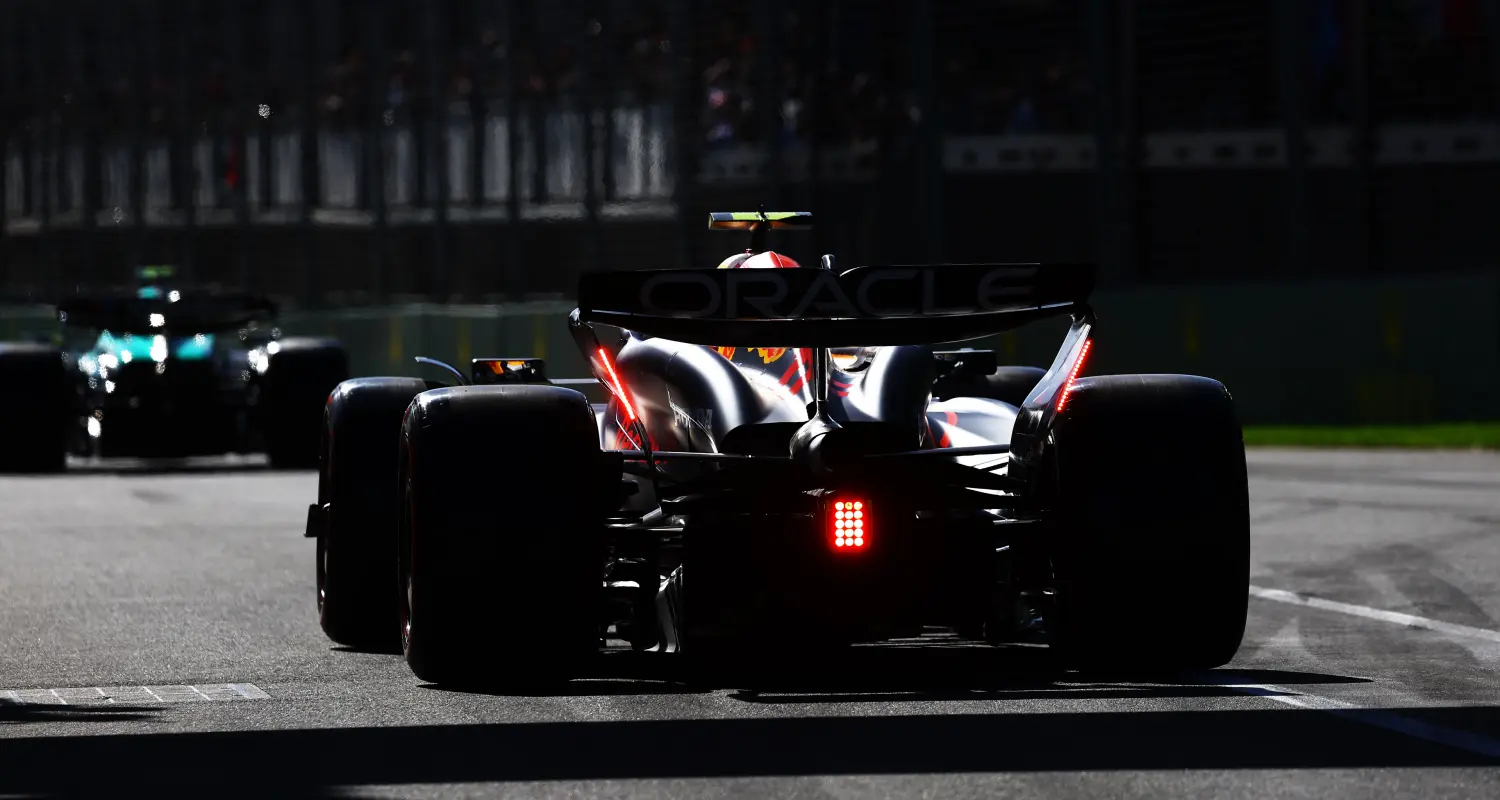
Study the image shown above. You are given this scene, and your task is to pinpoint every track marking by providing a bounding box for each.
[230,683,270,700]
[0,684,271,705]
[1233,586,1500,757]
[1249,585,1500,643]
[1198,677,1500,759]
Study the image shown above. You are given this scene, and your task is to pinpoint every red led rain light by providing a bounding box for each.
[832,500,868,550]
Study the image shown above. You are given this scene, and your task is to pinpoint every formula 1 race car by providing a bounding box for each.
[308,211,1250,685]
[0,266,348,471]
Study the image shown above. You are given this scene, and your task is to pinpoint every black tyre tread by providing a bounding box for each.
[941,366,1046,406]
[318,376,431,651]
[400,385,607,688]
[1047,373,1250,673]
[0,344,70,473]
[263,341,350,469]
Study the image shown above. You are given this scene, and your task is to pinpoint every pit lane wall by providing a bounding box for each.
[4,272,1496,425]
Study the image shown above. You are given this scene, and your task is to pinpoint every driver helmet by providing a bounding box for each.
[712,250,800,363]
[716,251,800,270]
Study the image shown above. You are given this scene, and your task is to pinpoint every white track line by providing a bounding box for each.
[1230,585,1500,758]
[1248,585,1500,643]
[1199,678,1500,759]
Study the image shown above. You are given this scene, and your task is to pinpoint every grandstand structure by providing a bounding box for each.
[1,0,1497,303]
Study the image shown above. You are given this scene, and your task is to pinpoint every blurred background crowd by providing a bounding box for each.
[5,0,1491,144]
[0,0,1496,303]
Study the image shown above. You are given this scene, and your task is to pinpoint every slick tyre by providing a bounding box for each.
[0,343,70,473]
[263,338,350,469]
[398,385,610,688]
[316,377,432,651]
[1046,374,1250,673]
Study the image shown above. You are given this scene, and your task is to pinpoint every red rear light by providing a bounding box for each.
[831,499,868,551]
[1054,338,1093,413]
[597,347,638,421]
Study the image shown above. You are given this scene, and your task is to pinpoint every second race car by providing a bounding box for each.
[0,266,349,470]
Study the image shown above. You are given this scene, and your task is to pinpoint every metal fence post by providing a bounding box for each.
[1275,0,1310,280]
[78,14,101,286]
[808,0,832,260]
[60,11,76,230]
[505,0,525,296]
[254,5,273,214]
[528,2,550,207]
[128,0,148,271]
[756,0,783,210]
[1349,0,1375,275]
[1489,0,1500,274]
[469,7,487,213]
[222,0,253,291]
[582,4,604,272]
[366,0,390,304]
[599,0,617,205]
[30,2,55,291]
[299,0,320,307]
[0,11,10,289]
[424,0,450,301]
[668,0,698,270]
[1087,0,1131,289]
[1491,0,1500,120]
[912,0,943,263]
[18,6,36,224]
[174,3,197,285]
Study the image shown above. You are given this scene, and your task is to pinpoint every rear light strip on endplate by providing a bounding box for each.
[596,346,638,421]
[1054,338,1093,413]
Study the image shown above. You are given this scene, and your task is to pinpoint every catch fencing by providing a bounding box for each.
[1,0,1495,302]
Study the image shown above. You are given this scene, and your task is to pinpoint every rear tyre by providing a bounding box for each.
[0,343,70,473]
[398,385,610,688]
[263,338,350,469]
[316,377,432,651]
[1046,374,1249,673]
[939,366,1046,406]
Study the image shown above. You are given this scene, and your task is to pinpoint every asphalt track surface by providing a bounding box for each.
[3,449,1500,798]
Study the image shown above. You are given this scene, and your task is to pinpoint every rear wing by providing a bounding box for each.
[575,263,1094,347]
[709,210,812,251]
[707,211,813,231]
[56,291,276,333]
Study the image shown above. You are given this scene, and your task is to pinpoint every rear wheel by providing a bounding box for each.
[316,377,431,651]
[398,385,611,687]
[937,366,1046,406]
[262,338,349,469]
[0,343,70,473]
[1045,374,1250,673]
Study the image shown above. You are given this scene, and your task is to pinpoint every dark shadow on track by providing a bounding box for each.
[3,705,1498,797]
[0,698,161,725]
[671,644,1063,692]
[403,640,1375,699]
[726,685,1295,704]
[329,645,403,656]
[419,679,711,698]
[681,646,1370,702]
